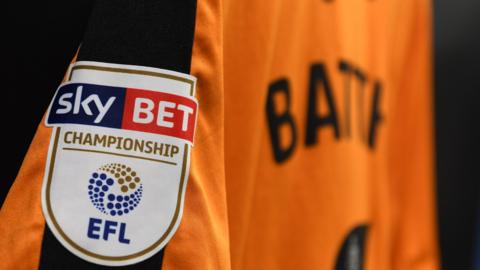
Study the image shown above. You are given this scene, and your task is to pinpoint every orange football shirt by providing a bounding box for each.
[0,0,437,269]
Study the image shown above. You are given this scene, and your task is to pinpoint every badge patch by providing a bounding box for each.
[41,61,198,266]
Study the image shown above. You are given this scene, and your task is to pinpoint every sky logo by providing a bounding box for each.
[48,83,125,128]
[47,82,198,143]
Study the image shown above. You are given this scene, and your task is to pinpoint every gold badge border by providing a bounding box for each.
[45,64,194,261]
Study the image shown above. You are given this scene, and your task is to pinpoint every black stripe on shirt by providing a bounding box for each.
[39,0,197,268]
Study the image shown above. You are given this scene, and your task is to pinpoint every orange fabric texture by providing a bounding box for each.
[0,124,50,269]
[163,0,230,269]
[222,0,437,269]
[0,0,437,269]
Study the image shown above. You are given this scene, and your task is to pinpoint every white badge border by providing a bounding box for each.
[41,61,197,266]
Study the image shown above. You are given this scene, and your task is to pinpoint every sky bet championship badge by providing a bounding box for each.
[41,61,198,266]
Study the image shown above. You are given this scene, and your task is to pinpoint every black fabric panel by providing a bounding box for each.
[40,227,164,270]
[77,0,197,73]
[39,0,197,268]
[1,0,92,207]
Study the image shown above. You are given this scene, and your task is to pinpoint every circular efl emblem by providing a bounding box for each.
[88,163,143,216]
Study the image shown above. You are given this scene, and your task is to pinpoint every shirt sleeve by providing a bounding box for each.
[0,0,230,269]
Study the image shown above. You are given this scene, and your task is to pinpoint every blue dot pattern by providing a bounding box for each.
[88,164,143,216]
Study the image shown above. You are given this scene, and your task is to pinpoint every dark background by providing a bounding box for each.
[2,1,479,269]
[435,0,480,269]
[2,0,93,200]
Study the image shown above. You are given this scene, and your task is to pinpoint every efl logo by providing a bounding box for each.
[42,61,198,266]
[47,83,198,143]
[86,163,144,245]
